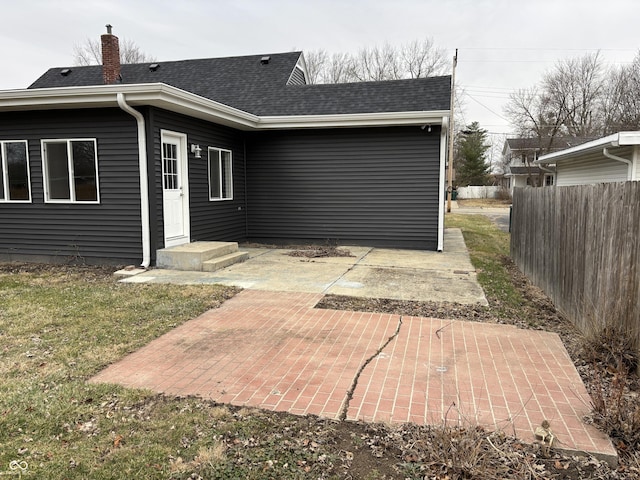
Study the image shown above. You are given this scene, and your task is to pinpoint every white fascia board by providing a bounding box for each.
[256,110,450,129]
[0,83,260,130]
[125,84,260,129]
[615,131,640,146]
[536,131,640,164]
[0,83,449,131]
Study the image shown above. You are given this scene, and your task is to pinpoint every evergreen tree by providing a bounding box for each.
[456,122,491,186]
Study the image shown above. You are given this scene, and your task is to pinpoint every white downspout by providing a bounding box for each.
[117,93,151,268]
[437,116,449,252]
[603,147,633,180]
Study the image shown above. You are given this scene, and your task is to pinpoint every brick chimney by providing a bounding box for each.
[101,24,121,84]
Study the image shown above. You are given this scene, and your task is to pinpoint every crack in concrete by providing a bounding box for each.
[321,247,374,294]
[339,315,403,421]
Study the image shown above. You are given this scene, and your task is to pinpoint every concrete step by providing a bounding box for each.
[156,241,239,271]
[202,251,249,272]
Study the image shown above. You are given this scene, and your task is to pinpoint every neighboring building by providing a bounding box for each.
[0,28,452,266]
[501,137,593,191]
[536,131,640,186]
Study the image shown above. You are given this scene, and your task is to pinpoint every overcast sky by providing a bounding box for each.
[2,0,638,144]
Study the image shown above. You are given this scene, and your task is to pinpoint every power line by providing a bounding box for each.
[461,59,633,65]
[464,85,518,91]
[458,47,637,52]
[464,93,510,122]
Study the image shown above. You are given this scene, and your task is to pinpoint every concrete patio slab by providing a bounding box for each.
[90,289,616,464]
[327,266,486,304]
[120,229,488,305]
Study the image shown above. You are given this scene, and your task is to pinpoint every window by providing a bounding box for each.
[545,175,554,186]
[42,139,99,202]
[208,147,233,200]
[0,140,31,202]
[163,142,179,190]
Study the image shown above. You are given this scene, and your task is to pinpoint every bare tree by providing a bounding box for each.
[505,51,640,141]
[323,52,355,84]
[504,86,569,153]
[542,52,605,137]
[504,86,571,186]
[73,38,156,66]
[304,49,328,84]
[400,38,448,78]
[304,37,448,84]
[601,51,640,131]
[351,43,399,81]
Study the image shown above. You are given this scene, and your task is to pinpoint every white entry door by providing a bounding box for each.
[161,131,190,247]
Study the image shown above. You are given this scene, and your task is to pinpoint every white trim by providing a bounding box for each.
[161,130,190,248]
[117,93,151,268]
[41,138,100,204]
[537,131,640,164]
[207,147,233,201]
[0,84,449,131]
[287,53,309,85]
[437,116,449,252]
[0,140,31,203]
[256,110,449,129]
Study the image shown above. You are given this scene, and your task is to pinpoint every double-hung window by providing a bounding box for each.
[0,140,31,202]
[42,139,99,203]
[208,147,233,201]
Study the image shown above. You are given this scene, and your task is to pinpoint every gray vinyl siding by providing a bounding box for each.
[148,108,247,248]
[556,146,633,186]
[245,126,441,249]
[287,67,306,85]
[0,108,141,264]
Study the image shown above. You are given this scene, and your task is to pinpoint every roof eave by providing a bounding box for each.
[0,84,450,131]
[536,131,640,164]
[257,110,450,129]
[0,83,260,130]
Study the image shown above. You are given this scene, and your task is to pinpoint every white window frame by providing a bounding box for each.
[207,147,233,201]
[0,140,31,203]
[41,138,100,204]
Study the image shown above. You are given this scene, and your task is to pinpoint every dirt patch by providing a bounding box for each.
[0,261,118,281]
[286,245,355,258]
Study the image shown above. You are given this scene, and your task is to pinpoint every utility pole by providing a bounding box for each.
[446,48,458,213]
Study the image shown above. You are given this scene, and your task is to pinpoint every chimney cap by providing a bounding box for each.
[106,24,113,34]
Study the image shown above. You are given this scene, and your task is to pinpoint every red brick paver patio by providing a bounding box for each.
[90,289,615,461]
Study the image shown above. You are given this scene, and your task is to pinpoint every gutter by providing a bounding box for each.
[602,147,632,179]
[116,93,151,268]
[0,84,448,131]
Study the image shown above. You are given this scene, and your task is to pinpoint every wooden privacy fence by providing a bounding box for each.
[511,182,640,346]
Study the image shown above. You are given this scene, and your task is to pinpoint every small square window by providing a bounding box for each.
[0,140,31,202]
[42,139,99,203]
[208,147,233,201]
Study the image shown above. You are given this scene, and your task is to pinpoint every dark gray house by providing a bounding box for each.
[0,29,451,266]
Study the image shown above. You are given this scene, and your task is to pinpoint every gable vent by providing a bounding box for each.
[149,63,160,72]
[60,68,72,76]
[260,56,271,65]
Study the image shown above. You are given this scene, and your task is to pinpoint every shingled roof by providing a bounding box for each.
[28,52,451,117]
[506,136,596,152]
